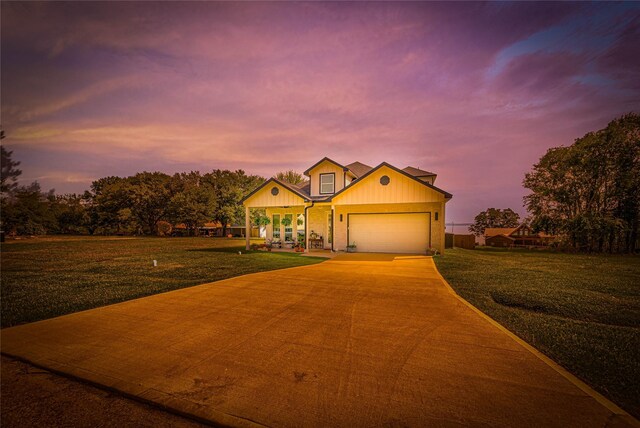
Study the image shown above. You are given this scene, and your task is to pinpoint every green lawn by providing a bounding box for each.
[0,236,325,328]
[434,247,640,418]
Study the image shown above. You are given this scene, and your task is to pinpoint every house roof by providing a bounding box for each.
[402,166,436,177]
[243,160,452,204]
[303,159,436,180]
[486,234,516,241]
[484,227,519,237]
[344,161,373,178]
[303,157,347,176]
[329,162,452,200]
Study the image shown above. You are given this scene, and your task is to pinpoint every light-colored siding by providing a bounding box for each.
[265,207,305,241]
[244,182,305,208]
[307,205,331,249]
[333,202,446,254]
[331,166,446,205]
[309,161,346,197]
[248,163,450,253]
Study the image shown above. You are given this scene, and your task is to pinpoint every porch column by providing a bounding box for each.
[331,205,335,252]
[305,203,310,253]
[245,206,250,251]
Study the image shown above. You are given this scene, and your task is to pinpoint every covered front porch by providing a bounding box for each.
[242,179,336,253]
[243,204,334,252]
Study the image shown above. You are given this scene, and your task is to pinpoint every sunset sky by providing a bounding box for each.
[2,2,639,223]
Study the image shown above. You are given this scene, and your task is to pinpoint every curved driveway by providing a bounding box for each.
[1,254,636,427]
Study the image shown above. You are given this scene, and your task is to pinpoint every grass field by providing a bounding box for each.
[434,247,640,418]
[0,236,325,328]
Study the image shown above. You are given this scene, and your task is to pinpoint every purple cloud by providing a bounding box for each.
[1,1,638,223]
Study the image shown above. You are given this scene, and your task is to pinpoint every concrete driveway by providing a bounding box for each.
[1,254,635,427]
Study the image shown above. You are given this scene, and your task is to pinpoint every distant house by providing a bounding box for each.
[199,222,259,238]
[173,222,259,237]
[241,157,452,254]
[484,225,554,247]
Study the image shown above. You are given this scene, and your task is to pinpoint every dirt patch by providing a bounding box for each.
[0,356,205,428]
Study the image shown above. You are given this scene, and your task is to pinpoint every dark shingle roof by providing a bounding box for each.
[402,166,436,177]
[293,180,311,196]
[345,161,373,178]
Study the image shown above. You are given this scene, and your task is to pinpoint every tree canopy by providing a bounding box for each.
[275,170,305,185]
[523,113,639,252]
[469,208,521,236]
[1,145,266,236]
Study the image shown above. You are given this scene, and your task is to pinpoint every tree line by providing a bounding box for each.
[1,142,265,236]
[469,113,639,253]
[524,113,639,253]
[3,113,638,251]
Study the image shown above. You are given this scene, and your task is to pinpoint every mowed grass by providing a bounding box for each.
[434,247,640,418]
[1,236,325,328]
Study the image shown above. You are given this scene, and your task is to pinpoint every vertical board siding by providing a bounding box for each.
[244,183,305,207]
[309,162,345,197]
[332,166,445,205]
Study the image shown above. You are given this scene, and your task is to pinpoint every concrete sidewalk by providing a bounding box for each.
[1,254,636,427]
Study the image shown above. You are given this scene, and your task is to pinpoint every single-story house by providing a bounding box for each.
[484,225,554,247]
[198,222,259,238]
[241,158,452,254]
[173,222,259,237]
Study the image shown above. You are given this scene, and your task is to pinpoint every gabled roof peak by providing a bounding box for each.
[330,162,452,200]
[303,157,347,176]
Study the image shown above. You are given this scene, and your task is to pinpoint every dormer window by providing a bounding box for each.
[319,173,335,194]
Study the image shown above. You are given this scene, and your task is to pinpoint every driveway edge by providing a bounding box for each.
[0,351,268,428]
[429,257,639,426]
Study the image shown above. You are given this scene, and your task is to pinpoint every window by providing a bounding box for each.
[320,173,335,194]
[327,212,333,244]
[297,214,305,241]
[273,214,281,239]
[284,214,293,241]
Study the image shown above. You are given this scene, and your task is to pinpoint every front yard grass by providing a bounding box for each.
[434,247,640,418]
[0,236,325,328]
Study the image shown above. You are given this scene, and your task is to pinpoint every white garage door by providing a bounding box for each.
[348,213,430,254]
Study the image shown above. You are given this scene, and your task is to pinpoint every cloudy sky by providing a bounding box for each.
[2,2,639,223]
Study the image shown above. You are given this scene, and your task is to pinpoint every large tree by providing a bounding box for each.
[524,113,640,252]
[1,143,60,235]
[167,172,214,236]
[469,208,521,236]
[87,176,133,234]
[203,170,264,236]
[1,182,57,235]
[126,172,175,235]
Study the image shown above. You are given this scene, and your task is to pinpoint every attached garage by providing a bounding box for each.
[348,213,431,254]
